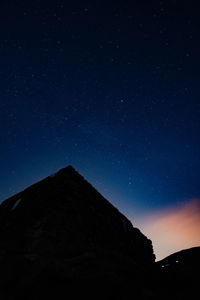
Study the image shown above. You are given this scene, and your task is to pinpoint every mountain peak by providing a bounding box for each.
[0,166,155,261]
[0,166,155,299]
[49,165,77,177]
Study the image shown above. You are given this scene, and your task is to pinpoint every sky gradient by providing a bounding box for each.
[0,0,199,260]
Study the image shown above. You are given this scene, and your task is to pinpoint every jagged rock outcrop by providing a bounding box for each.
[0,166,155,299]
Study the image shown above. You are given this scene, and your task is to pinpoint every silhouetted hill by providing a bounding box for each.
[157,246,200,268]
[0,166,155,300]
[151,247,200,299]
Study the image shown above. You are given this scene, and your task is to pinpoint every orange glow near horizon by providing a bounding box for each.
[136,199,200,261]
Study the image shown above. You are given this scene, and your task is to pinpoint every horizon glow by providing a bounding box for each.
[136,199,200,260]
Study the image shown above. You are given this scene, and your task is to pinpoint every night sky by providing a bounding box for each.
[0,0,199,260]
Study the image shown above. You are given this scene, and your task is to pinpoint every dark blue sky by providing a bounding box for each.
[0,0,199,232]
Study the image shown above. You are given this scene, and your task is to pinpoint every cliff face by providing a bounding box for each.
[0,166,155,299]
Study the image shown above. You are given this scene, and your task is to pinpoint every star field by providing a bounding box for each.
[0,1,199,258]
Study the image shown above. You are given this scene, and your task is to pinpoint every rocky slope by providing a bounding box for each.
[0,166,155,300]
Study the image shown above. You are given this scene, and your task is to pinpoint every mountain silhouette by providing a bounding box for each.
[0,166,198,299]
[152,247,200,299]
[0,166,155,300]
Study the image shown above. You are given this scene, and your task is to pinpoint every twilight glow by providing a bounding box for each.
[137,199,200,260]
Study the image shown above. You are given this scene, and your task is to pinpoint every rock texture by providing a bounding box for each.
[0,166,155,300]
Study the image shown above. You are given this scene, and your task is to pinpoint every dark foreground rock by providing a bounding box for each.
[152,247,200,300]
[0,166,155,300]
[1,166,199,299]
